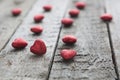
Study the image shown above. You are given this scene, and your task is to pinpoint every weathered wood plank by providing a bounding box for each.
[105,0,120,79]
[0,0,69,80]
[49,0,117,80]
[0,0,36,51]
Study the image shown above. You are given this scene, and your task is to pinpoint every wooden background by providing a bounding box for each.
[0,0,120,80]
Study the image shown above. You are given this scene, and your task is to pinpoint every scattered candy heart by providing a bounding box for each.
[75,2,86,9]
[61,18,74,26]
[30,39,47,55]
[62,35,77,44]
[12,8,22,16]
[31,26,43,34]
[100,13,112,21]
[60,49,77,60]
[43,5,52,11]
[34,14,44,23]
[69,9,80,17]
[12,38,28,49]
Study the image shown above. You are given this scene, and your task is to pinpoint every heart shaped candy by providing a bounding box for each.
[60,49,77,60]
[12,38,28,49]
[30,39,47,55]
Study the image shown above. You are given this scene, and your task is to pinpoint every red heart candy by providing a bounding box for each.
[60,49,77,60]
[43,5,52,11]
[31,26,43,34]
[100,13,112,21]
[75,2,86,9]
[62,35,77,44]
[69,9,80,17]
[30,39,47,55]
[12,8,22,16]
[34,14,44,23]
[61,18,74,26]
[12,38,28,49]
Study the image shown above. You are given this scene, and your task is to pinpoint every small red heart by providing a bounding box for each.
[34,14,44,23]
[62,35,77,44]
[75,2,86,9]
[60,49,77,60]
[12,38,28,49]
[61,18,74,26]
[100,13,112,21]
[30,39,47,55]
[12,8,22,16]
[43,5,52,11]
[31,26,43,34]
[69,9,80,17]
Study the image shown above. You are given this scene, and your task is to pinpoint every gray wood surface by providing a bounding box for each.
[49,0,117,80]
[0,0,36,51]
[105,0,120,79]
[0,0,69,80]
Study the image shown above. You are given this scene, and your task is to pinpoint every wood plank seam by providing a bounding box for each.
[105,0,120,79]
[46,1,71,80]
[104,5,120,80]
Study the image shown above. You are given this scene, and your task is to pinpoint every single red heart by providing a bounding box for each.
[60,49,77,60]
[100,13,112,21]
[69,9,80,17]
[31,26,43,34]
[34,14,44,23]
[43,5,52,11]
[62,35,77,44]
[30,39,47,55]
[12,38,28,49]
[61,18,74,26]
[12,8,22,16]
[75,2,86,9]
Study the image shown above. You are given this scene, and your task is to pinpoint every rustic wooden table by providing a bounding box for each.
[0,0,120,80]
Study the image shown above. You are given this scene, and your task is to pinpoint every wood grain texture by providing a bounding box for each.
[0,0,69,80]
[0,0,36,51]
[105,0,120,78]
[49,0,117,80]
